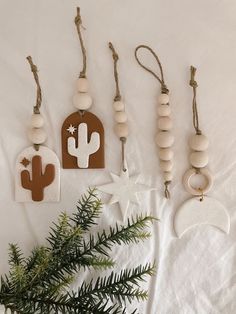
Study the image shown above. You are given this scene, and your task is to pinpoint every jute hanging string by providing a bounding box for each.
[134,45,169,94]
[109,42,127,172]
[189,66,202,135]
[26,56,42,114]
[135,45,172,199]
[74,7,87,78]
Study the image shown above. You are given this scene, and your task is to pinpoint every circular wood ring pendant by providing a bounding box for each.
[183,168,213,196]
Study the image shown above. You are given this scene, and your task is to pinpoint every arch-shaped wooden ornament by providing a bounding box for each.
[61,111,105,169]
[15,146,60,202]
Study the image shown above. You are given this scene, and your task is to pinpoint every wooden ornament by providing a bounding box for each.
[135,45,174,198]
[174,66,230,237]
[61,8,105,170]
[61,111,104,169]
[15,56,61,203]
[15,146,60,202]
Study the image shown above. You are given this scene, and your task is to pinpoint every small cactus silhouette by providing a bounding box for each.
[67,123,100,168]
[21,155,55,201]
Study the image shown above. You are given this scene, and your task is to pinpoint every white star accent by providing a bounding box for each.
[98,164,154,220]
[67,124,76,135]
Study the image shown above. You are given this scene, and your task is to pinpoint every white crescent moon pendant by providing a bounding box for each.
[174,196,230,238]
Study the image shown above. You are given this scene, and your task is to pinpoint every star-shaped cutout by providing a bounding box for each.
[98,163,154,220]
[67,124,77,135]
[20,157,30,168]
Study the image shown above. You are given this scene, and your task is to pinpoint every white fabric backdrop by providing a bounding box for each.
[0,0,236,313]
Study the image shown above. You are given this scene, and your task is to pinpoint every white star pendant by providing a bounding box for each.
[67,124,77,135]
[98,165,154,220]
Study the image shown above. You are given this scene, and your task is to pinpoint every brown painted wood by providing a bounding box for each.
[61,111,105,169]
[21,155,55,201]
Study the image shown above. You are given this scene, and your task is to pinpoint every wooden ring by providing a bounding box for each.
[183,168,213,196]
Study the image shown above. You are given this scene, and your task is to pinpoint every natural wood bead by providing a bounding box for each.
[157,104,171,116]
[156,131,174,148]
[190,151,209,168]
[163,171,173,181]
[73,93,92,110]
[158,93,169,105]
[114,123,129,138]
[114,111,127,123]
[113,100,125,111]
[28,128,47,144]
[189,134,209,151]
[160,160,173,172]
[31,114,44,128]
[158,116,172,130]
[77,78,89,93]
[159,148,173,161]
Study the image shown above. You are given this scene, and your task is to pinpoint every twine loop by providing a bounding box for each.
[75,7,87,78]
[26,56,42,114]
[189,66,202,135]
[109,42,121,101]
[134,44,168,93]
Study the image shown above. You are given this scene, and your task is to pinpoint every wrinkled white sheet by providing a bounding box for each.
[0,0,236,313]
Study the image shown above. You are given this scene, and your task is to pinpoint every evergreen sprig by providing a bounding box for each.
[0,188,155,314]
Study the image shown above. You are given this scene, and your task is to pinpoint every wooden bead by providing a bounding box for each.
[113,100,125,111]
[28,128,47,144]
[160,160,173,172]
[114,111,127,123]
[158,116,172,130]
[77,78,89,93]
[158,93,169,105]
[114,123,129,138]
[157,104,171,116]
[189,134,209,151]
[163,171,173,181]
[156,131,174,148]
[159,148,173,161]
[31,114,44,128]
[190,151,208,168]
[73,93,92,110]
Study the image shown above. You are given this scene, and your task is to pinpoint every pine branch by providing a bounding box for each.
[81,215,155,257]
[72,187,103,231]
[0,189,156,314]
[77,263,155,304]
[8,244,24,267]
[3,292,128,314]
[25,215,154,291]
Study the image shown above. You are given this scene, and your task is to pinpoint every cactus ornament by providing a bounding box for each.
[61,8,105,169]
[15,57,60,202]
[21,156,55,201]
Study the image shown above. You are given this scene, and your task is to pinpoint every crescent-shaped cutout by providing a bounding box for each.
[174,196,230,238]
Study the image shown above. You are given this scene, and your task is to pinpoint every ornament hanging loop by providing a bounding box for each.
[26,56,42,114]
[134,45,168,93]
[189,66,202,135]
[109,42,121,101]
[75,7,87,78]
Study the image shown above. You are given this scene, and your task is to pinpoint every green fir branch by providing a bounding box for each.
[0,189,156,314]
[77,263,155,304]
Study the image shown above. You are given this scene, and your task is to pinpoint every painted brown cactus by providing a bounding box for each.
[21,155,55,201]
